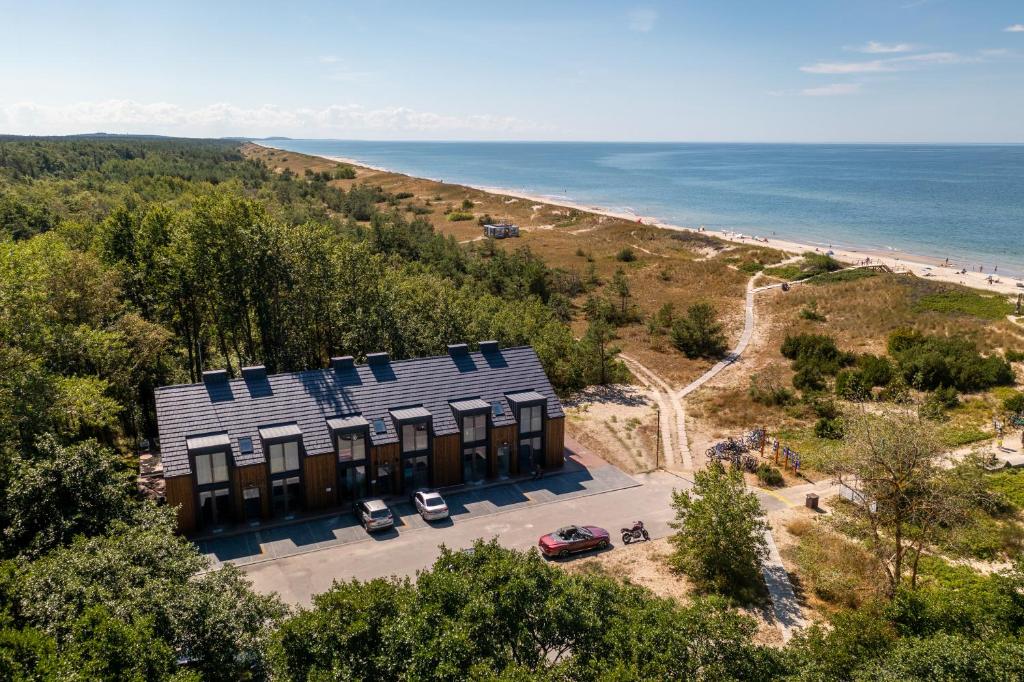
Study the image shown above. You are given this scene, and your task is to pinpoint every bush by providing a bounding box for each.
[800,301,826,322]
[793,366,826,392]
[748,370,795,406]
[460,198,474,210]
[1007,349,1024,363]
[616,247,636,262]
[394,191,414,200]
[333,165,356,179]
[858,354,894,387]
[1004,391,1024,415]
[888,329,1014,392]
[446,211,474,222]
[835,369,872,401]
[739,261,765,274]
[671,303,728,359]
[781,333,853,376]
[814,416,845,440]
[756,463,784,487]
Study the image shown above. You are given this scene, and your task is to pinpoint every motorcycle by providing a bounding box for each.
[620,520,650,545]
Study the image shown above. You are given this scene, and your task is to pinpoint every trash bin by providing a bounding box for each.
[805,493,819,510]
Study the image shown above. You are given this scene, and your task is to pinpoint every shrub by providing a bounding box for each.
[858,354,894,387]
[814,416,845,440]
[446,211,474,222]
[800,301,826,322]
[671,303,728,359]
[461,198,474,210]
[756,463,784,487]
[808,268,878,285]
[835,369,871,401]
[782,334,853,392]
[616,247,636,262]
[1004,391,1024,415]
[888,329,1014,392]
[333,165,356,179]
[394,191,414,200]
[739,261,765,274]
[749,370,795,406]
[1006,349,1024,363]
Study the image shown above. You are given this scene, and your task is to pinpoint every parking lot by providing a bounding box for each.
[198,450,640,570]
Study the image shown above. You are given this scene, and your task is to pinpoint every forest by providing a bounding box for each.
[1,136,1022,680]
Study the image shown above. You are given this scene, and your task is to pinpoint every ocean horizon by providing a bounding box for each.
[262,140,1024,278]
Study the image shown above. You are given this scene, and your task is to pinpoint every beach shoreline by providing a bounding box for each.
[258,144,1024,298]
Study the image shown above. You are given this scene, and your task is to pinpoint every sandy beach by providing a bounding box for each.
[305,148,1024,298]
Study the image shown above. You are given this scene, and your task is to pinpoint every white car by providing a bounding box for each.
[413,490,450,521]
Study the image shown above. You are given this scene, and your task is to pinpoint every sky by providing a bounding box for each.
[1,0,1022,142]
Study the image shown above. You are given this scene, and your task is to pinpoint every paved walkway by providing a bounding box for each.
[761,528,807,642]
[198,451,639,569]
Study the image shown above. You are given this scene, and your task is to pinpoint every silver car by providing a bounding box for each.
[354,498,394,532]
[413,490,450,521]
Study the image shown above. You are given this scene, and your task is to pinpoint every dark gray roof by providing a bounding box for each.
[154,346,563,478]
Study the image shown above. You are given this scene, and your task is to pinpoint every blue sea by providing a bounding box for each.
[261,140,1024,277]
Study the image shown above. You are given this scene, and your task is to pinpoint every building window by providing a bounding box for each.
[519,435,543,473]
[462,413,487,443]
[199,488,231,526]
[401,422,429,453]
[497,443,511,479]
[519,405,543,434]
[268,441,300,474]
[271,476,302,516]
[403,455,430,492]
[339,463,367,500]
[462,445,487,484]
[195,451,229,486]
[337,431,366,462]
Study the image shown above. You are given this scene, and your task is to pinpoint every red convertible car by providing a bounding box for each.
[538,525,610,558]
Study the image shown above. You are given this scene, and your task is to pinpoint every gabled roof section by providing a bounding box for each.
[506,390,547,404]
[154,346,564,478]
[258,423,302,441]
[185,433,230,452]
[450,398,491,413]
[327,415,369,431]
[390,406,432,421]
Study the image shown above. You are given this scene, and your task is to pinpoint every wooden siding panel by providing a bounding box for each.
[165,475,196,533]
[370,444,401,495]
[545,417,565,469]
[490,424,517,477]
[303,452,337,509]
[234,464,270,519]
[433,434,461,487]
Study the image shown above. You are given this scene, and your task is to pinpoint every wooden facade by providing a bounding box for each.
[490,424,517,476]
[432,433,462,487]
[169,414,566,535]
[370,443,401,495]
[233,463,269,520]
[303,452,337,510]
[165,474,197,533]
[545,417,565,468]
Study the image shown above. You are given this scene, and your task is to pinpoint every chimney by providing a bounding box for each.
[478,340,499,354]
[331,355,355,371]
[366,352,390,366]
[241,365,267,381]
[202,369,229,386]
[447,343,469,357]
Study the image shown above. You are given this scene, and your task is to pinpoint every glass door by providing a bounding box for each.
[462,445,487,485]
[497,444,511,479]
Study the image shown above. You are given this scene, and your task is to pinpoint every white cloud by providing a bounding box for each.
[801,83,862,97]
[800,51,964,74]
[0,100,546,139]
[627,8,657,32]
[848,41,915,54]
[1005,24,1024,33]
